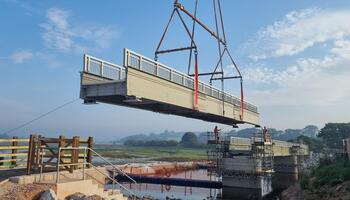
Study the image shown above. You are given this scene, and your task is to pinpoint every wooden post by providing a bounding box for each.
[26,135,34,175]
[11,136,18,167]
[87,137,93,168]
[58,135,65,172]
[35,135,41,169]
[71,136,80,172]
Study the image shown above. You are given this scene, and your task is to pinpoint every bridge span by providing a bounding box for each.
[80,49,259,126]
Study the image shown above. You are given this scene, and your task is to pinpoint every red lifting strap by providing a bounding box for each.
[240,79,244,121]
[194,54,199,111]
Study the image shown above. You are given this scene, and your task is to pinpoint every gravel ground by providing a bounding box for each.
[0,181,55,200]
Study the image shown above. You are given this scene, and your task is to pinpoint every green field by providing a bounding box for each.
[94,144,207,162]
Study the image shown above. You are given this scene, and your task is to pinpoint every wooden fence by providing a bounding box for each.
[27,135,93,175]
[0,137,29,169]
[0,135,93,175]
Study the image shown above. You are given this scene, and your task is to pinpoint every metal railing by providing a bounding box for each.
[124,48,258,113]
[84,54,126,81]
[40,147,137,198]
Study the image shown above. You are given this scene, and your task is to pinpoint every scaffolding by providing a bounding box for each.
[206,131,230,177]
[206,128,274,177]
[252,128,274,174]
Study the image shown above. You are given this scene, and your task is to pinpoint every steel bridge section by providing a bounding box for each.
[80,49,260,126]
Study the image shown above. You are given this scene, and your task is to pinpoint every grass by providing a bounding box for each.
[94,144,207,162]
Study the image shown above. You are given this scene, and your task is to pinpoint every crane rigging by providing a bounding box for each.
[154,0,244,120]
[79,1,259,127]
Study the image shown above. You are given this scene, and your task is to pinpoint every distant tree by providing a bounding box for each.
[197,132,209,144]
[180,132,198,147]
[318,123,350,149]
[289,135,325,153]
[301,125,319,138]
[123,139,178,147]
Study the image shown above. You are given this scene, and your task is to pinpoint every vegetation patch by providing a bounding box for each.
[94,144,207,161]
[300,155,350,191]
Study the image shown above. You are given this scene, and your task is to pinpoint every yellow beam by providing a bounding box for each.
[0,153,27,157]
[0,138,29,143]
[0,164,26,169]
[0,158,27,163]
[0,146,28,150]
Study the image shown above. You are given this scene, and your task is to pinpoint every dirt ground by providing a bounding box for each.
[0,181,55,200]
[280,181,350,200]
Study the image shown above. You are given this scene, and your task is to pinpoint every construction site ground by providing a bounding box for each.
[0,181,55,200]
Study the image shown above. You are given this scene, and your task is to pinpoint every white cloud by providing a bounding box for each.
[237,7,350,109]
[41,7,119,52]
[243,38,350,106]
[249,70,350,107]
[243,8,350,60]
[331,39,350,58]
[41,8,72,51]
[10,50,33,63]
[243,36,350,84]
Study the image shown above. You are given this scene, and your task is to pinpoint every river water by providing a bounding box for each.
[106,169,293,200]
[116,169,220,200]
[100,155,301,200]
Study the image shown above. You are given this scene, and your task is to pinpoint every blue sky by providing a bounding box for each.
[1,0,349,141]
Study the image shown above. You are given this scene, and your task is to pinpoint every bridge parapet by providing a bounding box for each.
[124,49,258,113]
[83,54,125,81]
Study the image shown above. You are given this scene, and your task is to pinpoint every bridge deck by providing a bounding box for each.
[80,49,259,126]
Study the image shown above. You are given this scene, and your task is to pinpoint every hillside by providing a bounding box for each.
[0,133,9,139]
[114,125,319,144]
[289,135,325,153]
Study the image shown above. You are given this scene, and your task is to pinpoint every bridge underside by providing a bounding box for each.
[81,74,245,126]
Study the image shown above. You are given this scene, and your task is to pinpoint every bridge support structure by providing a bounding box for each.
[206,129,310,199]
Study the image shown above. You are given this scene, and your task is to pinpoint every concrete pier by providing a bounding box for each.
[272,155,311,190]
[207,136,310,198]
[274,155,298,174]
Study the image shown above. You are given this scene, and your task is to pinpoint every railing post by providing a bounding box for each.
[83,147,87,180]
[139,56,142,70]
[87,137,93,168]
[56,147,61,183]
[11,136,18,167]
[84,54,88,72]
[100,61,104,77]
[34,135,41,169]
[26,135,33,175]
[123,48,128,67]
[26,134,36,175]
[86,56,90,72]
[71,136,80,172]
[39,141,44,182]
[156,63,159,76]
[58,135,65,172]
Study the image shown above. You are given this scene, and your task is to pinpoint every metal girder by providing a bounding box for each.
[156,46,196,54]
[189,71,223,77]
[211,76,242,81]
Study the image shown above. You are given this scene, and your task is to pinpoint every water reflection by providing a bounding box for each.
[110,169,298,200]
[119,169,219,200]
